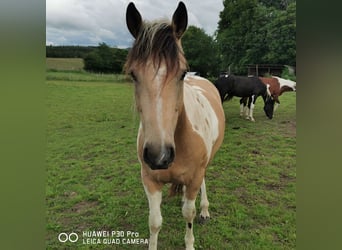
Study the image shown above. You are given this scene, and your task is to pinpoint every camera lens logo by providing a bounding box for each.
[58,232,79,243]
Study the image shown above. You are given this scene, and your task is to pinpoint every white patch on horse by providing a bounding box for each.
[266,84,271,97]
[200,179,210,219]
[143,185,162,250]
[183,76,219,163]
[137,122,143,162]
[155,64,167,144]
[182,198,196,250]
[273,76,296,91]
[185,74,204,81]
[274,102,279,111]
[248,95,255,122]
[240,103,244,116]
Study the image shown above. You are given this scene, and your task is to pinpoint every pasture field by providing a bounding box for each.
[46,73,296,249]
[46,58,84,71]
[46,58,129,83]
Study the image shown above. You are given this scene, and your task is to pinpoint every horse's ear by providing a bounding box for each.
[126,2,142,39]
[172,2,188,39]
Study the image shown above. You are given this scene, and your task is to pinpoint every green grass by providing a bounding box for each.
[46,73,296,249]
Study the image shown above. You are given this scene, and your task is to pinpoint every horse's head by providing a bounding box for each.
[263,84,275,119]
[125,2,188,170]
[263,98,275,119]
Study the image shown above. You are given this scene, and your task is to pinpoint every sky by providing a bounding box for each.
[46,0,223,48]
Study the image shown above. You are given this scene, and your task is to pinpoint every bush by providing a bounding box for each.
[281,66,296,81]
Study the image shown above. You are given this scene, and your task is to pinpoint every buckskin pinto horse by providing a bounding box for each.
[125,2,225,249]
[214,74,274,122]
[259,76,296,111]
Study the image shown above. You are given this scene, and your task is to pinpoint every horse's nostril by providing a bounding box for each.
[143,147,147,159]
[169,147,175,162]
[143,147,152,166]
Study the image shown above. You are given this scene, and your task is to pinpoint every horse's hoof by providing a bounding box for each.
[198,215,210,224]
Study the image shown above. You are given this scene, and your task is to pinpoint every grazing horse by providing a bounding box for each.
[214,74,274,122]
[125,2,225,249]
[259,76,296,111]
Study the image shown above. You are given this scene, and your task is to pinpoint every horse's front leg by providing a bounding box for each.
[247,95,256,122]
[274,102,279,112]
[244,97,250,119]
[182,181,203,250]
[239,97,247,117]
[199,178,210,223]
[143,184,163,250]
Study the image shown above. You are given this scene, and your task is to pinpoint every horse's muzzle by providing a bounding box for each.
[143,144,175,170]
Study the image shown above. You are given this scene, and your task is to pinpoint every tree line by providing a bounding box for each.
[46,45,96,58]
[183,0,296,76]
[46,0,295,77]
[46,44,128,74]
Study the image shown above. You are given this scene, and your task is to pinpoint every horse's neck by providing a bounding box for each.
[279,86,294,95]
[177,81,220,161]
[174,84,195,141]
[173,104,191,152]
[175,92,190,135]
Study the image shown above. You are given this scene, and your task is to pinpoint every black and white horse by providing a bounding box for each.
[214,74,274,121]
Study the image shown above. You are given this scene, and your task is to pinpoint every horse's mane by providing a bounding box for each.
[125,20,187,78]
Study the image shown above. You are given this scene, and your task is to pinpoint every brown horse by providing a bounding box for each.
[125,2,225,249]
[259,76,296,111]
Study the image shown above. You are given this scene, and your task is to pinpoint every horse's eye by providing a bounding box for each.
[181,71,187,80]
[130,72,137,82]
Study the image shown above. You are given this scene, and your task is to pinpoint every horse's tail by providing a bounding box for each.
[168,183,184,197]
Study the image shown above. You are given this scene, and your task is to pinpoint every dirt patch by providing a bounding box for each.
[279,173,296,187]
[264,182,282,191]
[264,172,295,191]
[71,201,98,213]
[251,149,261,155]
[233,187,254,206]
[280,120,296,137]
[59,200,99,230]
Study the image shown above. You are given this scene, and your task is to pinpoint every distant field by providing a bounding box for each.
[46,58,84,71]
[46,74,296,249]
[46,70,129,83]
[46,58,129,82]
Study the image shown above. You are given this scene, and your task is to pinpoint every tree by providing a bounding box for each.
[84,43,128,73]
[182,26,219,77]
[262,1,296,66]
[217,0,259,74]
[258,0,293,10]
[216,0,296,74]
